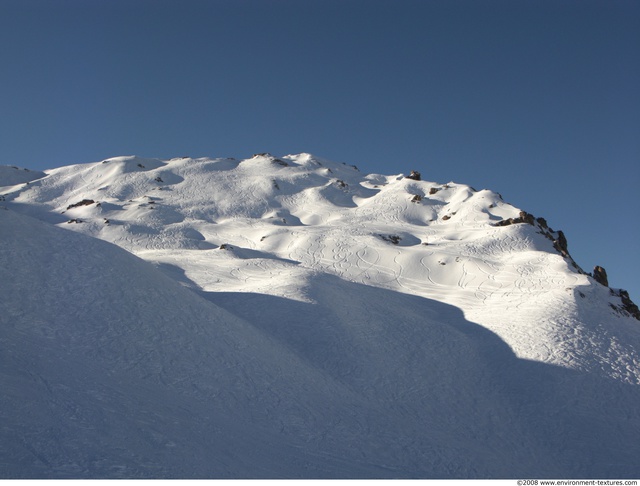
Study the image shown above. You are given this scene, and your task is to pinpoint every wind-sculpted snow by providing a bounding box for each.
[1,153,640,478]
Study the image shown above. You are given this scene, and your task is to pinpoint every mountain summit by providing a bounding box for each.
[1,153,639,478]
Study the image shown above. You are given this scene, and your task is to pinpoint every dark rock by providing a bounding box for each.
[67,199,95,210]
[536,217,548,229]
[553,231,568,256]
[429,187,439,195]
[493,211,535,227]
[593,266,609,287]
[410,195,422,203]
[609,289,640,321]
[494,218,517,227]
[406,170,421,181]
[619,290,640,321]
[519,211,535,225]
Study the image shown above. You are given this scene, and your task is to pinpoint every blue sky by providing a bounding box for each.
[1,0,639,301]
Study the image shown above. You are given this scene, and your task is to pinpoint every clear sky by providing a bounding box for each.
[1,0,639,301]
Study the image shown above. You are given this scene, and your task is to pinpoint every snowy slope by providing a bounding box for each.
[0,165,45,187]
[1,154,640,478]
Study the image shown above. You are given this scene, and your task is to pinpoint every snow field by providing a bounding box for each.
[2,153,639,477]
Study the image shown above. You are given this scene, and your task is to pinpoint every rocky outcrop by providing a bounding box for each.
[494,211,535,227]
[589,267,639,321]
[520,211,535,225]
[619,290,640,320]
[493,211,575,262]
[553,230,568,257]
[66,199,95,210]
[593,266,609,287]
[406,170,421,181]
[493,211,638,321]
[609,289,640,321]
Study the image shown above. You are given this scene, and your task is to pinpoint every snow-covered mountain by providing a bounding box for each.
[1,153,639,478]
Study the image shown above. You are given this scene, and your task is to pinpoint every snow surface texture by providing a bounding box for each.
[1,153,639,478]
